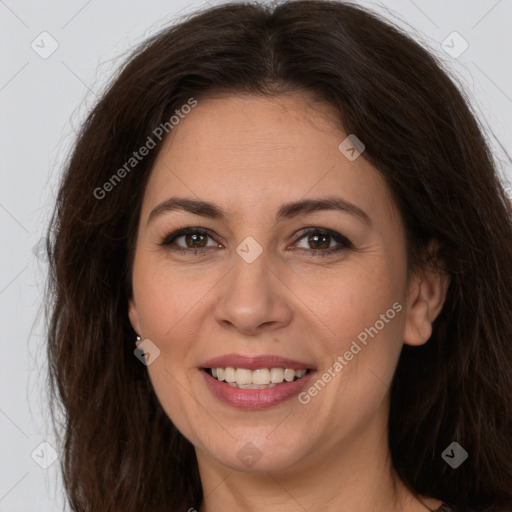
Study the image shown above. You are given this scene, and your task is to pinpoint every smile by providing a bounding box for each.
[200,354,316,409]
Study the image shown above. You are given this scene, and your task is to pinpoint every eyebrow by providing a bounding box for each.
[147,196,372,227]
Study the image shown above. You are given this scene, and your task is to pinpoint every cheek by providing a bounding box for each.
[132,256,213,342]
[313,260,405,398]
[132,260,208,438]
[318,261,403,340]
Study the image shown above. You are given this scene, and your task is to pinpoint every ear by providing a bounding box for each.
[128,298,142,339]
[403,255,450,347]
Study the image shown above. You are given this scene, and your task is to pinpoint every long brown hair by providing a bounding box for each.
[45,1,512,510]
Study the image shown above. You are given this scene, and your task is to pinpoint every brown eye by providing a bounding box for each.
[182,232,208,248]
[306,232,331,249]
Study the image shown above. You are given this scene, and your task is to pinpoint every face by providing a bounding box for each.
[128,93,437,475]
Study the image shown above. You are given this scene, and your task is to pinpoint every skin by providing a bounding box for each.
[128,93,450,511]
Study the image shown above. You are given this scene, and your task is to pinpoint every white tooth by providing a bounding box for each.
[215,367,306,384]
[227,382,237,387]
[235,368,252,385]
[225,367,236,383]
[237,383,276,389]
[284,368,295,382]
[252,368,271,385]
[270,368,284,383]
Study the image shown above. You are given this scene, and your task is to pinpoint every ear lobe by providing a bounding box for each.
[128,298,141,336]
[403,267,450,347]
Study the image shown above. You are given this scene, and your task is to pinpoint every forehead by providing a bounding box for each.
[162,92,342,158]
[142,93,397,227]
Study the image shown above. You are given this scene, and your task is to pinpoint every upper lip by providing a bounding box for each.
[201,353,315,371]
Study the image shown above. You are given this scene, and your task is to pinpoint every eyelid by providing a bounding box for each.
[160,227,219,247]
[292,226,353,249]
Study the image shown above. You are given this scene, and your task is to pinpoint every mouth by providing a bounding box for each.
[199,355,316,409]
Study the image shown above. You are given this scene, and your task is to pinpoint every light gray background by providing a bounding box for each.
[1,1,511,510]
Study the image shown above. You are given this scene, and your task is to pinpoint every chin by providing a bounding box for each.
[202,433,309,474]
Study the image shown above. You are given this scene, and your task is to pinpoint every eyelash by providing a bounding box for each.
[160,227,353,257]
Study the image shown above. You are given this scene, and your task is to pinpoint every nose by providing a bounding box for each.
[214,246,293,336]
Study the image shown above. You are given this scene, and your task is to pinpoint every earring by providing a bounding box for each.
[136,335,141,345]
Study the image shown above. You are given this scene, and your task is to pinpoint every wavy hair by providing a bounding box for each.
[45,1,512,510]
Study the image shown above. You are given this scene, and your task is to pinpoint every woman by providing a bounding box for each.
[45,1,512,511]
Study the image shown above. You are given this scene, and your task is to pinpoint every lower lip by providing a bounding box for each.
[201,369,315,409]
